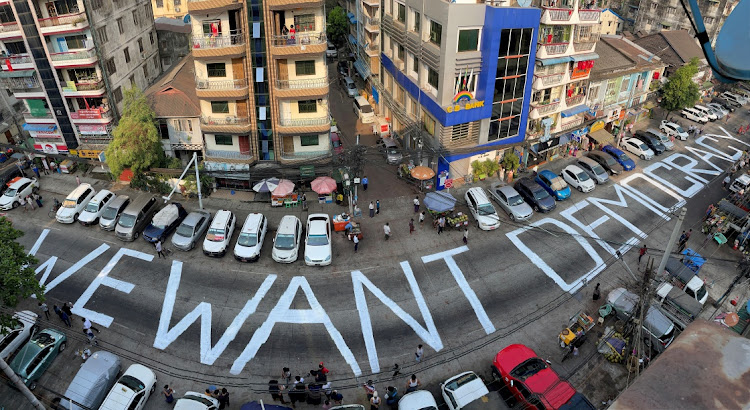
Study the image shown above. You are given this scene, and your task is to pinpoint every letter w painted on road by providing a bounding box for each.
[153,261,276,366]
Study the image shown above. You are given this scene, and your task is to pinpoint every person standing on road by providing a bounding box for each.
[353,235,359,253]
[593,283,601,300]
[419,211,425,226]
[415,344,423,363]
[218,388,230,409]
[405,375,421,393]
[638,245,647,264]
[84,327,98,345]
[281,367,291,387]
[413,196,420,213]
[156,240,166,258]
[376,200,380,215]
[363,380,376,400]
[60,310,71,327]
[362,176,369,191]
[370,391,381,410]
[463,227,468,244]
[301,193,307,210]
[409,218,415,234]
[76,175,81,186]
[437,217,445,235]
[724,174,731,189]
[163,385,175,403]
[62,302,74,320]
[32,164,40,179]
[33,192,42,208]
[82,317,100,333]
[369,201,375,218]
[384,223,391,240]
[38,302,49,320]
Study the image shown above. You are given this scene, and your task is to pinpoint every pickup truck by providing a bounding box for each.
[663,253,709,305]
[654,282,703,330]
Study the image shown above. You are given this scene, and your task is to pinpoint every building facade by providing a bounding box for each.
[0,0,160,159]
[343,0,381,93]
[151,0,188,20]
[598,8,623,35]
[155,17,191,71]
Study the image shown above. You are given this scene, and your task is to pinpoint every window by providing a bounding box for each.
[295,60,316,76]
[411,9,420,32]
[397,43,405,61]
[620,75,630,92]
[156,0,163,6]
[211,101,229,113]
[174,0,181,5]
[123,47,130,63]
[397,86,405,106]
[113,86,123,103]
[105,58,117,75]
[488,28,532,142]
[132,10,139,26]
[397,2,406,23]
[0,5,13,23]
[539,24,571,44]
[411,54,419,74]
[298,100,317,113]
[96,27,108,44]
[294,14,316,32]
[457,29,480,52]
[214,135,233,145]
[143,64,149,78]
[5,41,25,55]
[117,18,124,35]
[422,110,435,135]
[427,67,439,89]
[429,20,442,45]
[300,135,319,146]
[138,38,144,53]
[63,35,87,49]
[207,63,226,77]
[187,119,192,132]
[149,31,154,45]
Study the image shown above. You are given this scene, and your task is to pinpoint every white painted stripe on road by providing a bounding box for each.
[28,228,49,256]
[44,244,109,293]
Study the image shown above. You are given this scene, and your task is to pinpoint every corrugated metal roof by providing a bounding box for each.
[144,54,201,118]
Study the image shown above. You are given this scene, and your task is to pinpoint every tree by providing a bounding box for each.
[105,86,165,178]
[327,6,348,47]
[0,217,43,329]
[660,57,701,118]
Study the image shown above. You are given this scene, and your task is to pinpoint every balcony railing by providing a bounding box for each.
[205,149,252,160]
[49,48,96,61]
[192,32,245,49]
[60,79,104,91]
[545,8,573,21]
[535,72,564,87]
[78,135,114,144]
[275,77,328,89]
[0,21,19,33]
[22,109,53,119]
[280,149,331,159]
[201,115,251,126]
[565,94,585,106]
[279,116,330,127]
[532,101,560,115]
[195,78,248,90]
[560,117,584,131]
[578,9,601,21]
[542,43,569,55]
[2,77,41,90]
[1,54,31,64]
[37,12,87,28]
[364,17,380,28]
[573,41,596,52]
[270,32,326,48]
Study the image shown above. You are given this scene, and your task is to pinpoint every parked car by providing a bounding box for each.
[9,328,67,390]
[57,183,96,224]
[561,164,595,193]
[353,95,375,123]
[602,145,636,171]
[492,344,596,410]
[380,137,403,165]
[633,131,666,155]
[706,102,730,115]
[143,203,188,243]
[719,91,747,106]
[234,213,268,262]
[645,128,674,151]
[115,195,159,241]
[607,288,677,353]
[337,61,348,76]
[100,363,158,410]
[0,177,38,210]
[342,76,358,97]
[487,183,533,221]
[464,187,500,230]
[272,215,302,263]
[440,371,489,410]
[202,209,236,257]
[0,311,38,362]
[622,136,654,160]
[693,104,717,121]
[534,169,571,201]
[326,42,338,58]
[703,104,726,120]
[99,195,130,231]
[587,150,624,175]
[680,107,709,123]
[710,98,736,111]
[659,121,689,141]
[514,177,556,213]
[172,210,211,251]
[399,391,439,410]
[577,157,610,184]
[330,131,344,154]
[174,392,218,410]
[59,351,121,410]
[305,214,332,266]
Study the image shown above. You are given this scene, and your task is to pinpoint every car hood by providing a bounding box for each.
[57,207,77,219]
[511,202,534,217]
[203,239,227,252]
[235,242,262,258]
[100,216,116,227]
[446,378,489,407]
[273,246,298,260]
[305,244,331,261]
[476,214,500,227]
[78,211,98,222]
[539,195,557,209]
[143,225,165,238]
[0,195,13,206]
[556,187,571,199]
[172,233,192,246]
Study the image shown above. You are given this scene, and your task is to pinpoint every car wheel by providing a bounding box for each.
[510,214,516,221]
[641,154,646,160]
[533,204,539,212]
[578,186,583,192]
[59,341,66,352]
[73,213,79,221]
[134,232,139,239]
[150,383,156,393]
[11,201,18,209]
[29,382,37,391]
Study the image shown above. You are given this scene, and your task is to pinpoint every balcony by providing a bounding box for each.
[22,109,55,124]
[560,116,584,131]
[200,115,252,133]
[2,75,44,98]
[565,94,585,107]
[277,115,330,134]
[541,8,574,24]
[268,0,323,9]
[49,48,97,68]
[270,32,327,57]
[60,79,105,96]
[192,32,245,59]
[171,142,204,151]
[69,107,113,123]
[205,149,253,161]
[541,43,569,55]
[274,77,329,98]
[529,101,561,119]
[195,78,249,99]
[534,72,565,88]
[573,41,596,53]
[187,0,243,12]
[364,18,380,32]
[578,9,601,21]
[1,54,34,70]
[279,149,331,162]
[37,12,88,35]
[0,21,21,39]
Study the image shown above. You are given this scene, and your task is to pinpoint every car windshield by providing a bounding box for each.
[238,232,258,247]
[332,139,341,148]
[445,372,479,391]
[62,198,77,208]
[533,188,550,201]
[102,206,118,220]
[577,172,591,181]
[118,214,136,228]
[175,223,195,237]
[696,285,707,302]
[206,227,226,242]
[618,153,631,162]
[275,234,296,250]
[84,202,99,213]
[182,396,215,407]
[637,143,649,150]
[308,234,329,246]
[477,203,496,216]
[591,164,606,175]
[675,125,685,133]
[511,358,548,379]
[508,194,525,206]
[548,177,567,191]
[118,375,145,392]
[361,105,373,113]
[3,188,16,197]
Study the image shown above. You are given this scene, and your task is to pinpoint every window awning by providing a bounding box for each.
[588,128,614,145]
[349,15,357,24]
[23,123,57,132]
[537,56,573,66]
[347,12,355,19]
[0,69,35,78]
[348,34,357,45]
[661,21,672,27]
[571,53,599,62]
[561,104,590,118]
[354,59,370,79]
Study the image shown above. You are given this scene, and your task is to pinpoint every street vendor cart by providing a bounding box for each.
[558,311,595,348]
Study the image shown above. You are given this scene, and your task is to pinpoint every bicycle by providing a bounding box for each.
[48,198,61,219]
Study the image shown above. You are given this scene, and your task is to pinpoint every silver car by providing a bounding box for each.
[577,157,609,184]
[487,183,533,221]
[171,210,211,251]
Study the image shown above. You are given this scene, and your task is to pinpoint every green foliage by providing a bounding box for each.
[660,58,701,114]
[471,159,500,179]
[183,163,214,195]
[105,86,165,178]
[165,157,183,169]
[129,173,172,194]
[501,151,520,172]
[0,217,43,329]
[326,7,348,47]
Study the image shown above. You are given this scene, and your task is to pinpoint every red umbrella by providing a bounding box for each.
[271,179,295,196]
[311,176,337,194]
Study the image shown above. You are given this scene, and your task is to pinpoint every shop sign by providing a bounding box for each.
[69,149,78,156]
[446,100,485,113]
[70,109,102,119]
[590,120,606,132]
[77,149,102,159]
[41,144,58,154]
[300,165,315,177]
[79,124,108,135]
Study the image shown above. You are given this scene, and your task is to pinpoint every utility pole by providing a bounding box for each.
[0,358,45,410]
[656,207,687,280]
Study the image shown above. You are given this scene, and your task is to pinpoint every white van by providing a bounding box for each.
[234,213,267,262]
[729,174,750,193]
[203,209,236,257]
[464,187,500,231]
[56,183,96,224]
[78,190,116,226]
[353,95,375,123]
[680,107,709,123]
[693,105,717,121]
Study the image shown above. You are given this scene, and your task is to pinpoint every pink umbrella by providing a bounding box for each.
[271,179,295,196]
[311,176,337,194]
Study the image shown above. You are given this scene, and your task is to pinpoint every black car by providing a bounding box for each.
[633,131,666,155]
[143,202,188,243]
[514,177,556,213]
[587,150,624,175]
[337,61,348,76]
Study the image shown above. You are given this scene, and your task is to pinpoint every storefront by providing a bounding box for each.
[588,123,615,150]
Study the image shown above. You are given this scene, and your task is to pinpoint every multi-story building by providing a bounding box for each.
[0,0,160,159]
[376,0,541,188]
[598,8,623,35]
[524,0,602,166]
[151,0,188,20]
[343,0,380,93]
[155,17,191,71]
[611,0,737,41]
[188,0,331,189]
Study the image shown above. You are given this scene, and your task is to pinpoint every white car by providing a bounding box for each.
[78,190,116,226]
[561,165,595,193]
[234,213,267,262]
[202,209,236,257]
[174,392,218,410]
[706,102,729,117]
[622,136,654,160]
[56,183,96,223]
[660,120,688,141]
[100,364,157,410]
[464,187,500,230]
[305,214,332,266]
[0,177,38,210]
[0,311,37,361]
[441,371,490,410]
[680,107,709,123]
[399,390,439,410]
[720,91,747,105]
[273,215,302,263]
[326,41,338,58]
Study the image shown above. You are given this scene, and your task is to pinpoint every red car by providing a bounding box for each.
[330,131,343,154]
[492,344,595,409]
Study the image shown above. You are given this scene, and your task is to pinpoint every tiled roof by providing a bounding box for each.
[590,35,665,81]
[144,54,200,118]
[633,30,703,68]
[589,39,633,78]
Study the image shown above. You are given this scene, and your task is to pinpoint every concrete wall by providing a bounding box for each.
[157,29,189,71]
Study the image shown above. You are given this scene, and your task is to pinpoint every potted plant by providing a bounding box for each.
[501,151,520,183]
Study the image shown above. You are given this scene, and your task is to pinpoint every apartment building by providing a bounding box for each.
[376,0,540,189]
[523,0,603,166]
[342,0,381,90]
[151,0,188,19]
[611,0,737,41]
[0,0,160,159]
[189,0,331,189]
[598,8,623,35]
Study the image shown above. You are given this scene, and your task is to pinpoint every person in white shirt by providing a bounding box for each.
[384,223,391,240]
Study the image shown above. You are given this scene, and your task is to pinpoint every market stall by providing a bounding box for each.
[311,176,337,204]
[270,179,297,207]
[422,191,468,229]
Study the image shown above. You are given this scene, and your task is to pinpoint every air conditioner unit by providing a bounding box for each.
[175,7,181,12]
[225,116,237,124]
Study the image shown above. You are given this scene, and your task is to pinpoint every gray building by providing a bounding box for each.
[154,17,190,72]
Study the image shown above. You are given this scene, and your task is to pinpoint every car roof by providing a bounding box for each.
[241,213,264,233]
[67,183,93,199]
[494,344,536,373]
[8,177,33,189]
[106,195,129,208]
[210,210,233,228]
[467,187,491,202]
[603,145,623,154]
[183,210,210,225]
[399,390,438,408]
[277,215,300,233]
[493,184,520,197]
[63,351,121,408]
[565,164,586,173]
[577,156,598,166]
[517,177,540,188]
[88,190,113,204]
[538,169,558,179]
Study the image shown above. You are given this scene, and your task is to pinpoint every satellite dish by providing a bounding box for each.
[714,0,750,81]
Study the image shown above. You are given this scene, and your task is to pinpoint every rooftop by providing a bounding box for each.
[589,35,665,80]
[633,29,705,68]
[144,54,200,118]
[154,17,192,34]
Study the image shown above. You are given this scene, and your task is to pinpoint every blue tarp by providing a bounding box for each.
[348,34,357,45]
[23,123,57,132]
[354,59,369,78]
[560,104,590,118]
[424,191,457,212]
[537,56,573,66]
[571,53,599,61]
[349,15,357,24]
[681,248,705,273]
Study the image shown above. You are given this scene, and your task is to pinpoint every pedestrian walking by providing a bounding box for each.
[370,391,381,410]
[38,302,49,319]
[363,380,376,400]
[330,390,343,405]
[384,223,391,240]
[638,244,647,264]
[62,302,74,320]
[463,227,468,244]
[32,164,40,178]
[281,367,292,387]
[415,344,423,363]
[33,192,42,208]
[362,176,369,191]
[60,310,71,327]
[437,217,445,235]
[353,235,359,252]
[156,240,166,258]
[678,231,688,252]
[413,196,420,213]
[76,176,81,186]
[369,201,375,218]
[53,305,63,320]
[42,159,50,175]
[409,218,415,234]
[163,385,175,403]
[301,193,307,210]
[376,200,380,215]
[724,175,731,189]
[593,283,601,301]
[384,386,399,407]
[405,374,421,393]
[699,126,704,136]
[218,388,230,409]
[269,380,288,404]
[419,211,425,226]
[726,113,731,123]
[84,328,98,345]
[82,317,100,333]
[27,195,36,210]
[318,362,330,378]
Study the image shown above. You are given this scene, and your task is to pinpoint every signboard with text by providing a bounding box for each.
[70,109,103,119]
[78,124,108,135]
